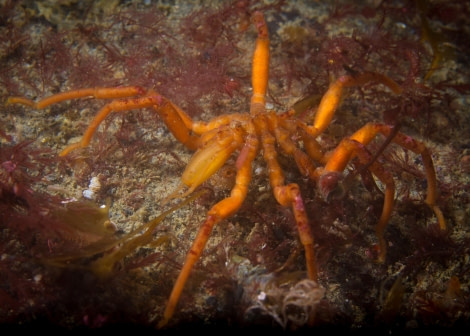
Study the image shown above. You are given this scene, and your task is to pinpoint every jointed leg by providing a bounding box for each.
[321,122,446,260]
[250,11,270,115]
[277,116,327,165]
[267,113,321,181]
[59,94,164,156]
[6,86,146,109]
[326,123,444,227]
[273,183,317,280]
[158,123,259,328]
[8,88,201,155]
[255,116,317,280]
[375,128,446,230]
[307,72,403,137]
[325,138,396,261]
[357,146,396,263]
[298,126,328,165]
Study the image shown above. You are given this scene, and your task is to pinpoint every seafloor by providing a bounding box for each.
[1,0,469,333]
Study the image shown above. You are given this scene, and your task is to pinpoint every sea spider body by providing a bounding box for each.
[7,11,446,327]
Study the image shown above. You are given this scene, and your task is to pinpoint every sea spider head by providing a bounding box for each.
[318,171,345,202]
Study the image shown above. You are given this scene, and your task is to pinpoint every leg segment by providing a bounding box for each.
[59,94,165,156]
[307,72,403,137]
[158,123,259,328]
[267,113,320,181]
[321,122,446,260]
[255,115,318,280]
[8,88,201,155]
[6,86,146,109]
[323,138,396,261]
[278,115,328,165]
[250,11,270,115]
[273,183,317,280]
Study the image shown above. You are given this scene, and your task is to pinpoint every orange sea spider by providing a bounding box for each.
[7,11,446,327]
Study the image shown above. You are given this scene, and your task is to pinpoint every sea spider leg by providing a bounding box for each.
[59,92,201,156]
[6,87,146,108]
[321,122,446,260]
[254,114,317,280]
[297,125,328,164]
[250,11,269,115]
[191,113,249,136]
[322,137,396,262]
[158,122,259,328]
[251,12,317,279]
[307,72,403,137]
[277,115,327,165]
[267,112,320,181]
[8,88,201,155]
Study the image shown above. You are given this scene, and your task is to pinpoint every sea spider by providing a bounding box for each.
[7,11,446,327]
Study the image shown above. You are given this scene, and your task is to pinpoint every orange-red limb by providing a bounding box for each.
[329,138,396,261]
[191,113,248,134]
[158,122,259,328]
[267,113,320,181]
[309,72,403,136]
[59,93,199,156]
[6,87,145,109]
[250,11,270,114]
[254,114,317,280]
[151,94,200,151]
[323,123,446,259]
[7,87,200,155]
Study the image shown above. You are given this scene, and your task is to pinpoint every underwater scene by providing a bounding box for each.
[1,0,469,332]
